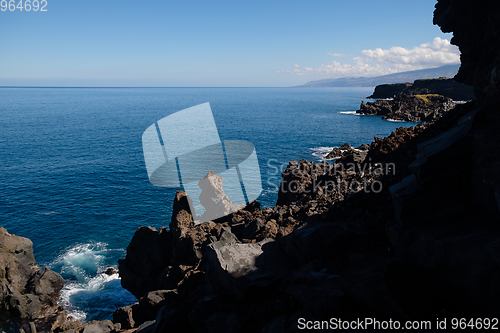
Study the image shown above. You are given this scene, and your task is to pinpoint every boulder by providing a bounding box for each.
[0,228,67,331]
[118,226,170,299]
[25,267,64,299]
[104,267,118,276]
[241,218,265,240]
[356,143,370,151]
[76,320,120,333]
[112,303,137,329]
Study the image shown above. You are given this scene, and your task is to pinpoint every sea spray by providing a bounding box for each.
[51,242,136,322]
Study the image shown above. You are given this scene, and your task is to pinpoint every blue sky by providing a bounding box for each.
[0,0,458,87]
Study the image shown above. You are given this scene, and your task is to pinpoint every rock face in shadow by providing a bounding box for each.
[384,0,500,316]
[369,82,413,99]
[369,78,475,101]
[206,230,292,300]
[434,0,500,107]
[0,228,79,333]
[357,94,455,122]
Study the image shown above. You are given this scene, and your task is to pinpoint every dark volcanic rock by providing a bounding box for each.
[325,142,369,164]
[206,229,292,299]
[25,267,64,299]
[357,94,455,122]
[434,0,500,106]
[369,78,475,101]
[113,290,178,329]
[324,142,369,163]
[118,226,170,299]
[119,190,224,299]
[0,228,76,333]
[368,82,412,99]
[380,0,500,318]
[74,320,121,333]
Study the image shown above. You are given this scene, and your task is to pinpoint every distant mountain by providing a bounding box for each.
[298,64,460,87]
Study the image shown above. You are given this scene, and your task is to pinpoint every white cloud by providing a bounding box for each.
[328,52,346,57]
[280,37,460,78]
[294,64,300,68]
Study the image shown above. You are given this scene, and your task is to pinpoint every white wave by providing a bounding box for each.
[59,281,90,322]
[386,118,405,122]
[51,243,134,323]
[52,243,108,281]
[59,272,122,322]
[309,147,336,161]
[36,211,58,215]
[339,111,360,115]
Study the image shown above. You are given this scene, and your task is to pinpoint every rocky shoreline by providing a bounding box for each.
[356,94,455,122]
[0,228,82,333]
[2,0,500,331]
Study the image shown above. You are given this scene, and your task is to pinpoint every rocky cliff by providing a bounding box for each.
[0,228,81,333]
[357,94,455,122]
[434,0,500,107]
[369,78,475,100]
[113,1,500,332]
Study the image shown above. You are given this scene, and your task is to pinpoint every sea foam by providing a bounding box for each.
[51,243,136,322]
[310,147,336,161]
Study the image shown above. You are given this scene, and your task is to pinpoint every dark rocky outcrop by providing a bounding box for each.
[434,0,500,107]
[324,142,369,163]
[357,94,455,122]
[0,228,80,333]
[115,135,412,331]
[368,82,413,99]
[369,78,475,101]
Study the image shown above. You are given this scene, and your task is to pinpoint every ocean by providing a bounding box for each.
[0,87,416,322]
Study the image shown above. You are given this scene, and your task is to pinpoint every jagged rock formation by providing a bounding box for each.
[115,133,416,331]
[0,228,81,333]
[324,142,369,163]
[369,78,475,101]
[357,94,455,122]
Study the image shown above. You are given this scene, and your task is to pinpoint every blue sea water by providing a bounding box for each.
[0,87,415,321]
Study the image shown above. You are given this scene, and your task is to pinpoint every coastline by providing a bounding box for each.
[1,95,484,332]
[2,92,499,332]
[2,0,500,331]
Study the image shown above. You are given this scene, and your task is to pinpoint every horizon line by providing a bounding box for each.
[0,86,298,89]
